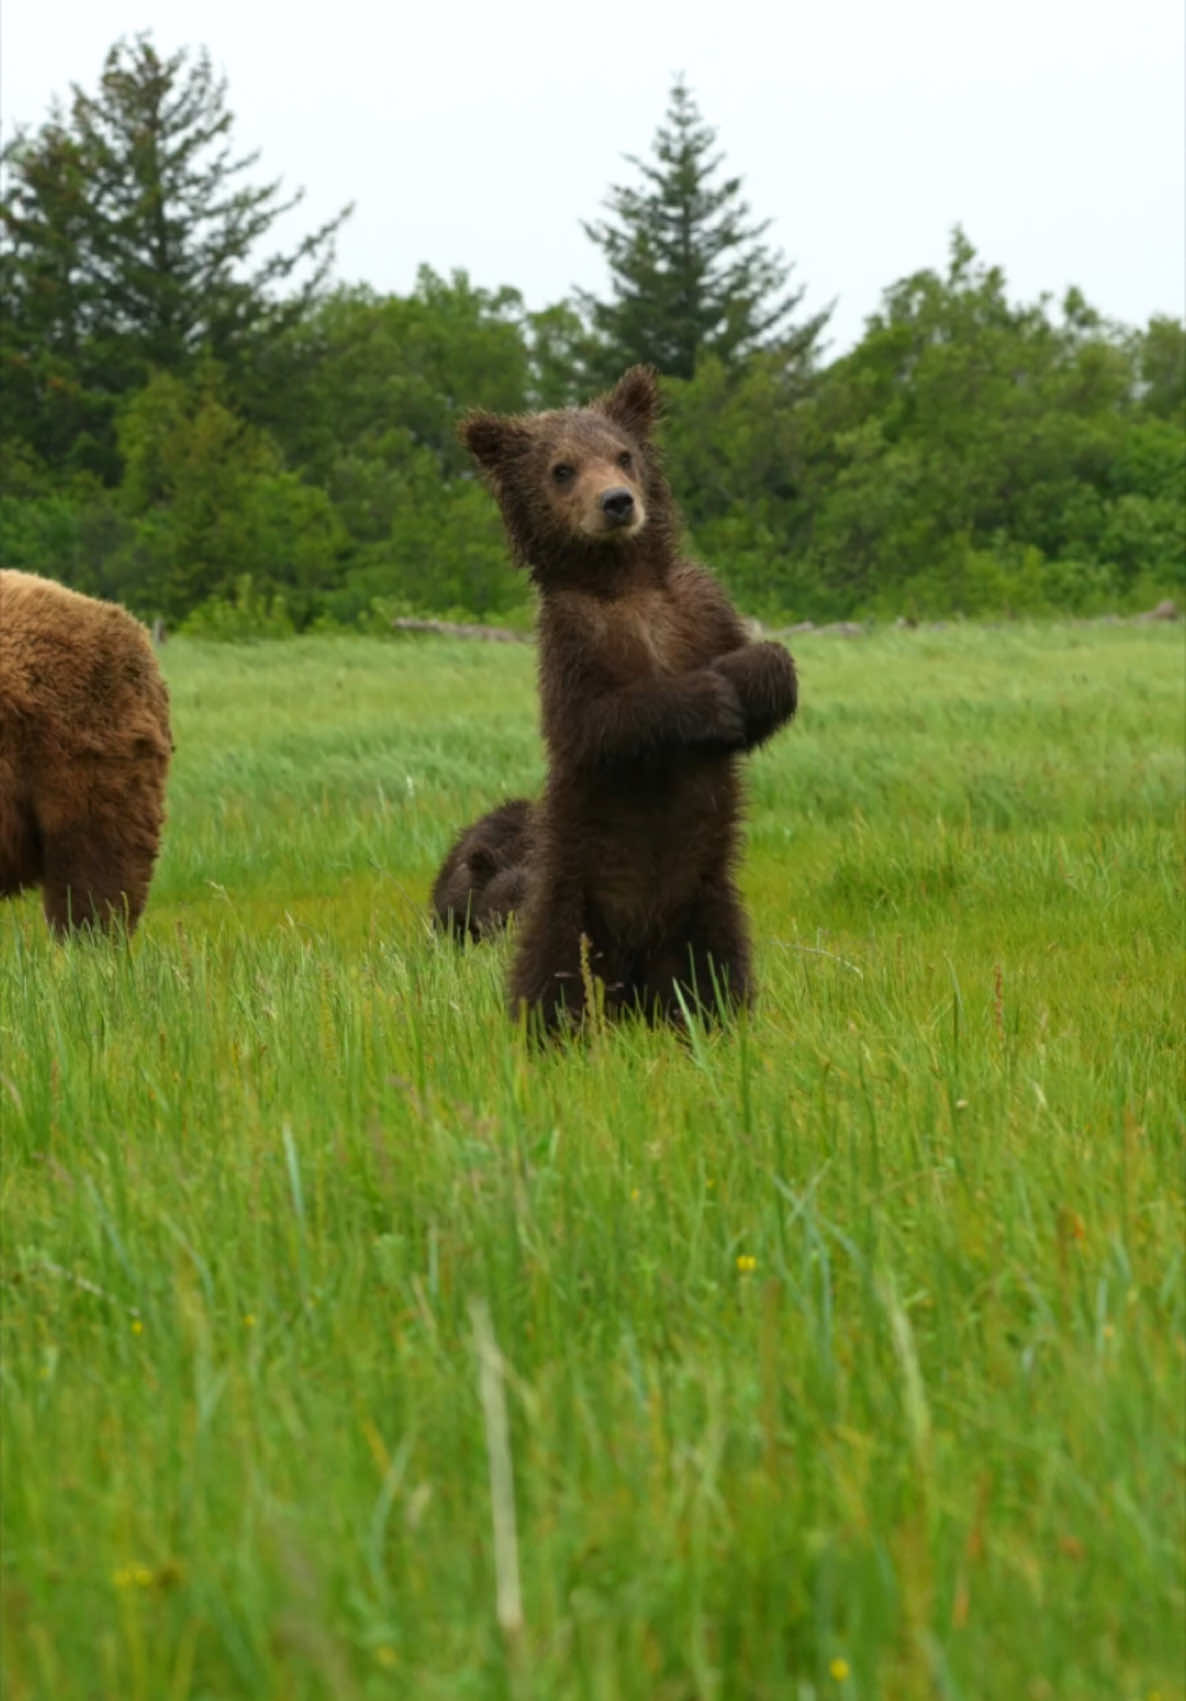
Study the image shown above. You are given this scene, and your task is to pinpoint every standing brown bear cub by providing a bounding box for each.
[459,365,798,1035]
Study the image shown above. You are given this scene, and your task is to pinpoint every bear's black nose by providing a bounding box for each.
[600,488,635,523]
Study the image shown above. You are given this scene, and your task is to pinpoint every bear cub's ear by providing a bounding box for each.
[597,365,661,440]
[460,412,531,471]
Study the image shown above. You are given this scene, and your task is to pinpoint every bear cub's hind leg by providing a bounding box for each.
[634,884,754,1027]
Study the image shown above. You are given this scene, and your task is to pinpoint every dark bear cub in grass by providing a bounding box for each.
[431,797,533,942]
[460,365,798,1036]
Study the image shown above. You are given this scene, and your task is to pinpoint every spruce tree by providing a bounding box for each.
[578,76,828,383]
[0,33,350,475]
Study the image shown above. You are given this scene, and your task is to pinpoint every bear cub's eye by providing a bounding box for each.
[551,463,575,486]
[617,450,633,470]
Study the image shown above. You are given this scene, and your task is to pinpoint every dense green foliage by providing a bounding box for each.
[1,42,1183,628]
[3,625,1183,1698]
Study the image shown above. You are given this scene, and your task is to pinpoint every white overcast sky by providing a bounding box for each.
[2,0,1182,355]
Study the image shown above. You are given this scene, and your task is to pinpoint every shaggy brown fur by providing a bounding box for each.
[460,365,798,1036]
[431,797,533,942]
[0,570,173,936]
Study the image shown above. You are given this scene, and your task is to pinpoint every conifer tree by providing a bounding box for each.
[578,76,828,382]
[0,33,350,474]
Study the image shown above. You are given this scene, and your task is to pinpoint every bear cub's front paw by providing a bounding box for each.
[712,643,798,739]
[693,669,747,749]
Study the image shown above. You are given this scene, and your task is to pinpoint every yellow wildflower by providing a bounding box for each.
[130,1319,143,1335]
[736,1254,757,1274]
[112,1563,153,1589]
[830,1657,850,1681]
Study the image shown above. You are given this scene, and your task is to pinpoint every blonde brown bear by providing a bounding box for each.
[0,571,173,936]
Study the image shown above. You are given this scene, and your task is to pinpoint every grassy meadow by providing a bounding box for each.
[1,621,1183,1701]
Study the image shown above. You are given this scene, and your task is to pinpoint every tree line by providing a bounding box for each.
[2,36,1182,632]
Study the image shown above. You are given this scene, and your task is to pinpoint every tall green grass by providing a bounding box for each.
[2,623,1183,1700]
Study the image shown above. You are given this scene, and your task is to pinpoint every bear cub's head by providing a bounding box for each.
[460,366,671,585]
